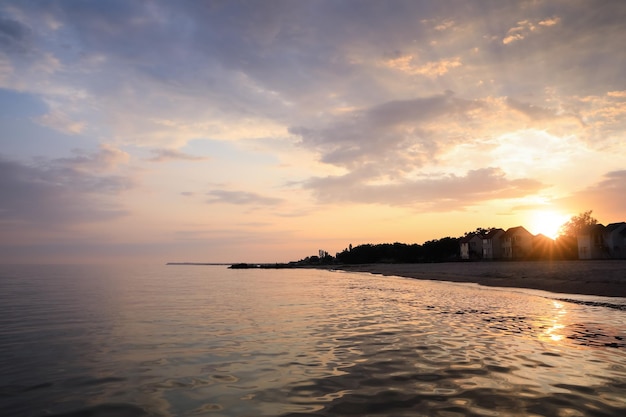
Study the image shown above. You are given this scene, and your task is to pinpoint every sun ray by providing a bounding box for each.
[528,211,571,239]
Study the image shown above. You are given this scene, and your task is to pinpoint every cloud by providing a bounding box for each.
[147,148,209,162]
[57,144,130,171]
[566,91,626,146]
[505,97,562,121]
[1,0,624,153]
[558,170,626,218]
[35,110,86,134]
[538,17,561,27]
[502,33,524,45]
[435,19,455,31]
[304,167,545,210]
[0,2,295,147]
[607,90,626,98]
[206,190,282,206]
[0,16,32,53]
[384,55,462,77]
[290,91,484,173]
[291,89,612,204]
[502,16,560,45]
[0,2,625,216]
[0,149,132,226]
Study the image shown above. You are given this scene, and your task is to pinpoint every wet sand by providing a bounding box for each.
[330,260,626,298]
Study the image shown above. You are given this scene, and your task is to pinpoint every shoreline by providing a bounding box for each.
[324,260,626,298]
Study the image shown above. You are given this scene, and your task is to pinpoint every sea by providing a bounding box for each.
[1,264,626,417]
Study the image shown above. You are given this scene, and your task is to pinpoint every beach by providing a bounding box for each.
[331,260,626,298]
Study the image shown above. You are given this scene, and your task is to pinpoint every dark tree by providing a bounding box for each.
[558,210,598,238]
[335,238,459,264]
[421,237,460,262]
[462,227,496,237]
[555,210,598,259]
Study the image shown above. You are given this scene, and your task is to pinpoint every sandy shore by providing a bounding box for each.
[329,260,626,298]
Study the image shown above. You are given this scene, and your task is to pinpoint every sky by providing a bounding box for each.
[1,0,625,264]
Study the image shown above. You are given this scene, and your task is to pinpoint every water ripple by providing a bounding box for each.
[1,265,626,416]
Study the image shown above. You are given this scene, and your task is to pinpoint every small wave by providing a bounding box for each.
[555,298,626,311]
[42,403,150,417]
[67,376,127,387]
[0,382,53,396]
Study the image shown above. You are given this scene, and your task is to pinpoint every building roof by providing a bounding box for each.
[482,228,504,239]
[605,222,626,233]
[578,223,605,235]
[503,226,532,238]
[533,233,552,242]
[460,233,485,243]
[459,233,479,243]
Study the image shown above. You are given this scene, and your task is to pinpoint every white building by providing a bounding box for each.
[460,233,483,260]
[577,222,626,259]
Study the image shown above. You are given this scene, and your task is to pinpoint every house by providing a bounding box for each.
[604,222,626,259]
[460,233,483,260]
[531,233,555,259]
[482,228,505,260]
[577,224,607,259]
[502,226,533,259]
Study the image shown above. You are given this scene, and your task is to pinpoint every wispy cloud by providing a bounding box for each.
[538,17,561,27]
[0,150,133,226]
[147,148,209,162]
[502,16,560,44]
[304,168,545,210]
[558,170,626,219]
[384,55,462,77]
[0,16,33,53]
[57,144,130,171]
[35,110,86,134]
[290,91,483,172]
[206,190,282,206]
[607,90,626,98]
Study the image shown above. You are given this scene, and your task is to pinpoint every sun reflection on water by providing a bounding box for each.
[540,300,567,343]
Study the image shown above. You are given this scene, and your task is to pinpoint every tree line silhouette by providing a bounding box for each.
[334,238,460,264]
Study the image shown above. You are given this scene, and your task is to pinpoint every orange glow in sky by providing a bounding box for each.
[527,211,572,240]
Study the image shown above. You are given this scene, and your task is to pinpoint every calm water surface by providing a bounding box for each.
[1,264,626,416]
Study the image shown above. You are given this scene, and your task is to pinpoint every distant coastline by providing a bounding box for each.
[166,262,232,266]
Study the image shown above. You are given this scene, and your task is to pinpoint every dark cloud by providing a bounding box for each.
[304,167,545,209]
[3,0,625,137]
[206,190,282,206]
[488,2,626,97]
[291,92,483,172]
[367,92,466,125]
[506,98,559,121]
[505,97,584,135]
[147,148,208,162]
[0,16,31,52]
[5,1,626,89]
[0,152,132,226]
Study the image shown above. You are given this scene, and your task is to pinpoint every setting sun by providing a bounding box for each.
[528,211,571,239]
